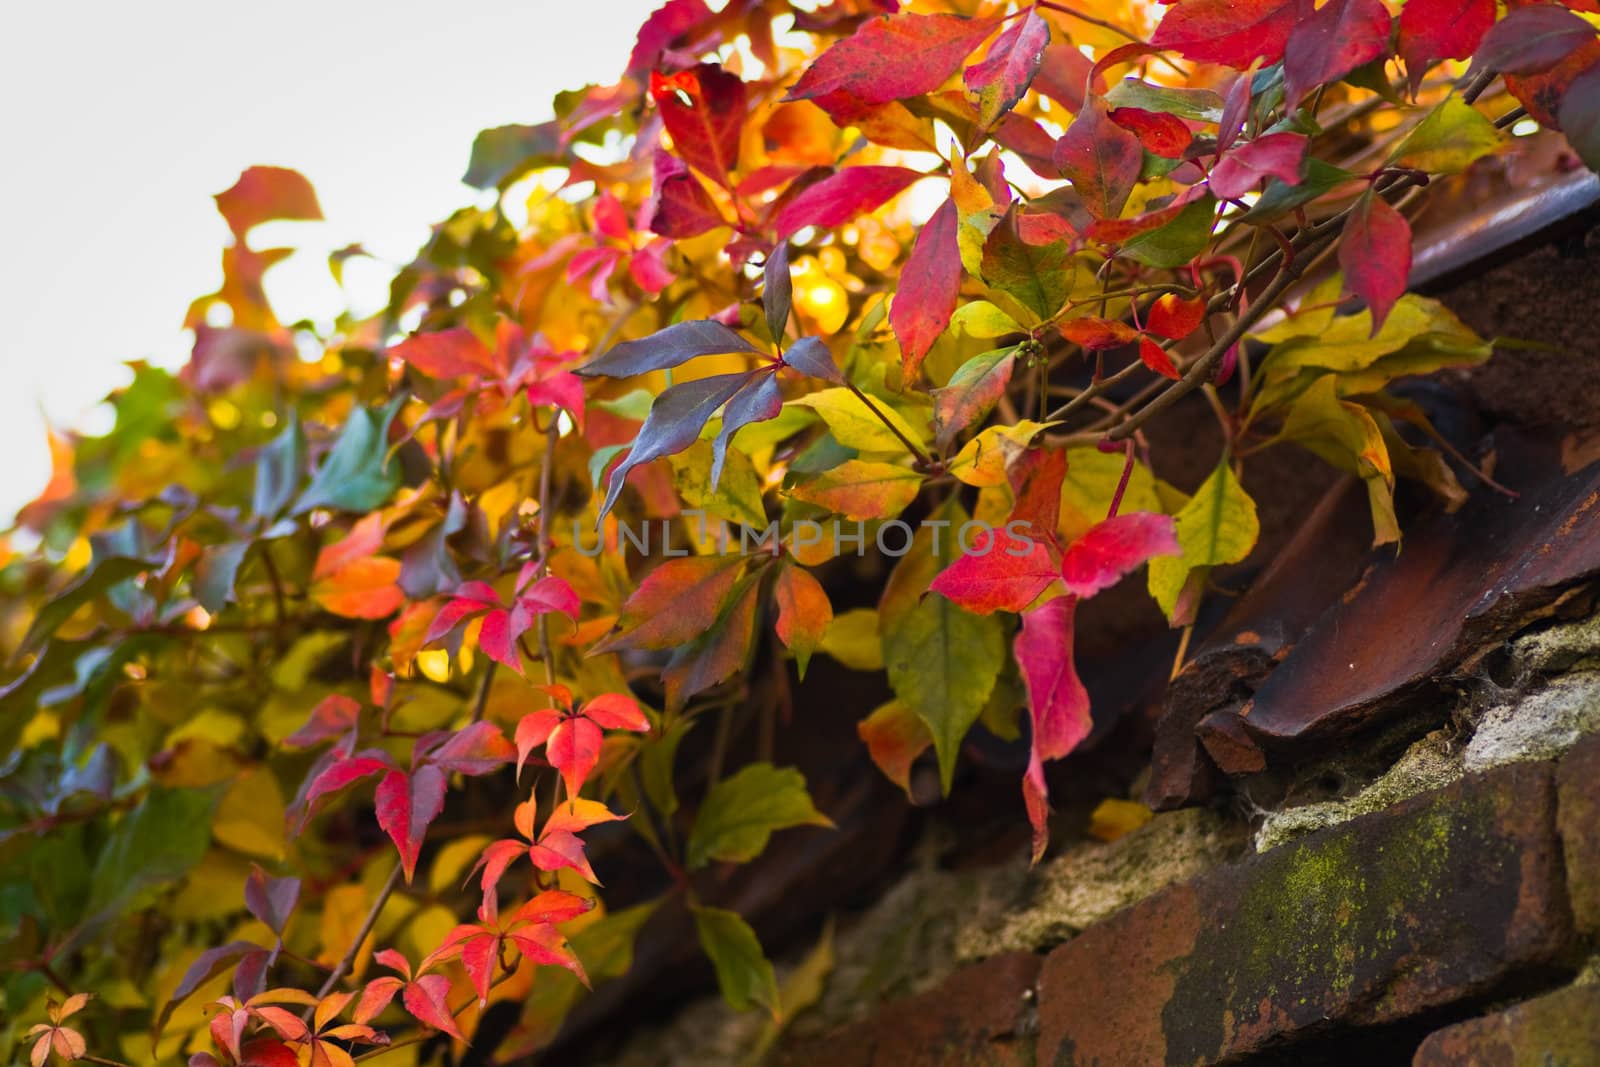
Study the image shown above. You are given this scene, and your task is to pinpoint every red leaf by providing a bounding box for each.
[470,839,526,922]
[594,553,746,652]
[506,923,590,987]
[1146,293,1207,340]
[1109,108,1193,158]
[647,151,726,238]
[1139,336,1182,379]
[1338,193,1412,333]
[1033,40,1099,113]
[627,0,713,77]
[390,328,498,380]
[773,165,923,239]
[582,693,651,731]
[1507,28,1600,126]
[1150,0,1310,68]
[1282,0,1392,108]
[650,64,746,187]
[283,695,361,750]
[239,1039,299,1067]
[295,753,392,829]
[787,12,1002,107]
[889,198,963,377]
[427,721,514,776]
[1060,317,1140,350]
[401,975,464,1042]
[772,565,833,678]
[1479,4,1598,75]
[547,717,604,798]
[929,524,1061,615]
[1060,512,1180,597]
[1014,596,1091,863]
[476,609,523,672]
[1398,0,1495,88]
[375,765,448,883]
[528,829,599,883]
[214,166,322,239]
[353,977,403,1025]
[512,889,595,926]
[1209,132,1307,200]
[964,7,1051,129]
[515,710,562,778]
[1053,96,1144,221]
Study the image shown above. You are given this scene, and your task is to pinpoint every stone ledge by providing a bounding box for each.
[1412,983,1600,1066]
[1036,762,1573,1065]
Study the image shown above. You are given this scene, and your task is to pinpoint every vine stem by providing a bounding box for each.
[1106,235,1331,442]
[843,379,931,466]
[303,862,404,1022]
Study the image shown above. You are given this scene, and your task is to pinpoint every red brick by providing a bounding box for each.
[1558,732,1600,935]
[777,951,1040,1067]
[1038,763,1572,1066]
[1412,984,1600,1066]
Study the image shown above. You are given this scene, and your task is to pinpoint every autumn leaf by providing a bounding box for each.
[515,688,650,796]
[1476,5,1598,75]
[890,197,963,377]
[787,11,1002,109]
[1398,0,1495,89]
[773,165,923,239]
[1150,0,1311,69]
[1338,192,1412,334]
[1281,0,1392,109]
[650,64,746,187]
[214,166,322,239]
[1389,97,1505,175]
[1209,132,1307,200]
[932,346,1017,451]
[1053,95,1143,221]
[964,7,1050,130]
[772,564,833,678]
[1014,596,1090,863]
[1108,107,1193,159]
[1148,459,1260,621]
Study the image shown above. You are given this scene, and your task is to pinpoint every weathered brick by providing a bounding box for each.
[1038,763,1572,1066]
[1412,984,1600,1066]
[777,951,1040,1067]
[1558,732,1600,935]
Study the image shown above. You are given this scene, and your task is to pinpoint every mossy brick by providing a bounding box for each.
[776,951,1040,1067]
[1558,733,1600,936]
[1412,983,1600,1066]
[1037,763,1573,1066]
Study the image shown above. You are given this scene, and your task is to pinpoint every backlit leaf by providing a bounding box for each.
[1389,97,1505,175]
[1281,0,1392,108]
[1053,96,1143,221]
[964,7,1050,130]
[890,198,963,378]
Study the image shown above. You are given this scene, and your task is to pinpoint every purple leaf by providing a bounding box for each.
[712,370,785,489]
[578,320,761,378]
[1478,5,1598,75]
[244,866,300,937]
[780,335,844,383]
[763,242,793,343]
[602,373,751,518]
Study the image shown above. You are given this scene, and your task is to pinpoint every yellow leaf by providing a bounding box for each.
[1088,798,1153,842]
[819,608,883,671]
[1147,460,1260,620]
[1389,97,1505,176]
[789,388,929,454]
[949,420,1053,487]
[212,767,288,859]
[1058,445,1165,541]
[1275,377,1399,545]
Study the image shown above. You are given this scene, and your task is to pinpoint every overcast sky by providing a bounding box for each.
[0,0,661,524]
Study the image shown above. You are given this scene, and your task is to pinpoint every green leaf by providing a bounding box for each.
[1104,78,1225,122]
[193,541,251,614]
[463,121,562,189]
[949,300,1025,340]
[20,556,149,655]
[692,906,779,1015]
[880,499,1006,793]
[980,209,1077,323]
[686,763,833,868]
[1389,97,1505,176]
[86,787,218,924]
[292,395,405,513]
[252,409,303,519]
[1120,195,1217,269]
[1147,460,1260,619]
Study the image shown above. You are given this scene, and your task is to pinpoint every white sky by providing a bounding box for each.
[0,0,661,524]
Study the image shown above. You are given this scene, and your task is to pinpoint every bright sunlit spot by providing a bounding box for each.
[0,0,662,524]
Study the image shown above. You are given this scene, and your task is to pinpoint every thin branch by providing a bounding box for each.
[843,380,931,465]
[304,862,404,1021]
